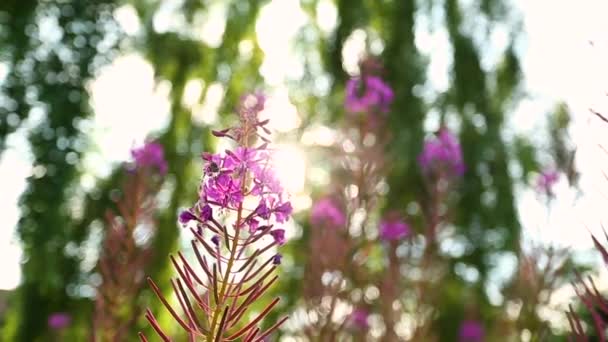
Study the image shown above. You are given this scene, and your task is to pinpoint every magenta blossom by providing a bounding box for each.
[196,146,292,238]
[537,169,559,195]
[270,229,286,245]
[251,165,283,197]
[256,198,293,224]
[203,173,244,208]
[310,197,346,229]
[379,218,410,241]
[349,308,369,329]
[131,141,168,174]
[211,235,220,245]
[345,76,394,114]
[48,312,71,330]
[272,254,282,265]
[459,319,484,342]
[178,210,198,224]
[418,128,465,177]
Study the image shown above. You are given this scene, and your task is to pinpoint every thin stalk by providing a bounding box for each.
[209,133,251,339]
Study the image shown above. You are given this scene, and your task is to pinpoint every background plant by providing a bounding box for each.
[92,141,166,341]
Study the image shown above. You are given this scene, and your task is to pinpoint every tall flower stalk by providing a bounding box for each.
[299,57,408,340]
[294,57,469,341]
[92,142,167,341]
[140,93,292,341]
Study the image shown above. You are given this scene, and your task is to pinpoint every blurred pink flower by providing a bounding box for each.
[345,76,393,114]
[349,308,369,329]
[310,197,346,229]
[537,168,559,195]
[48,312,71,330]
[131,141,168,175]
[459,319,484,342]
[379,218,410,241]
[418,128,465,178]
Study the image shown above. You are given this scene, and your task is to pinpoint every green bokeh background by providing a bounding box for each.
[0,0,582,340]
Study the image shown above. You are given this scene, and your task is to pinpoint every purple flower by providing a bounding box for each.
[200,204,213,221]
[255,201,272,220]
[379,218,410,241]
[459,319,484,342]
[211,235,220,246]
[349,308,369,329]
[246,217,260,233]
[418,128,465,177]
[274,201,293,223]
[48,312,71,330]
[537,169,559,195]
[345,76,394,113]
[131,141,168,175]
[202,173,244,208]
[251,166,283,196]
[270,229,286,245]
[225,147,261,174]
[256,198,292,223]
[178,210,198,224]
[199,147,288,215]
[143,91,293,340]
[310,197,346,229]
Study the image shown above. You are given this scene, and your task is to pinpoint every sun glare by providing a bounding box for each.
[274,144,306,195]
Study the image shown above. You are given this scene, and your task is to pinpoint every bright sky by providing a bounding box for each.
[517,0,608,248]
[2,0,608,296]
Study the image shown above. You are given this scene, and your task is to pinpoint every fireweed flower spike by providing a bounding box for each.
[301,60,399,339]
[418,128,465,178]
[92,141,166,341]
[141,92,292,341]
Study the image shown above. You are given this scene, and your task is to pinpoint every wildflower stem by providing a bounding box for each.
[209,145,248,339]
[210,204,242,338]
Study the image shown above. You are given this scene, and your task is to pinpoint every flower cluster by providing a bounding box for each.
[179,144,293,246]
[130,141,168,175]
[310,197,346,229]
[345,75,394,114]
[93,141,166,341]
[418,128,465,178]
[142,92,292,341]
[379,217,411,241]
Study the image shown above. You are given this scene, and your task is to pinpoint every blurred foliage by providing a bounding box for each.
[1,1,121,340]
[0,0,580,340]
